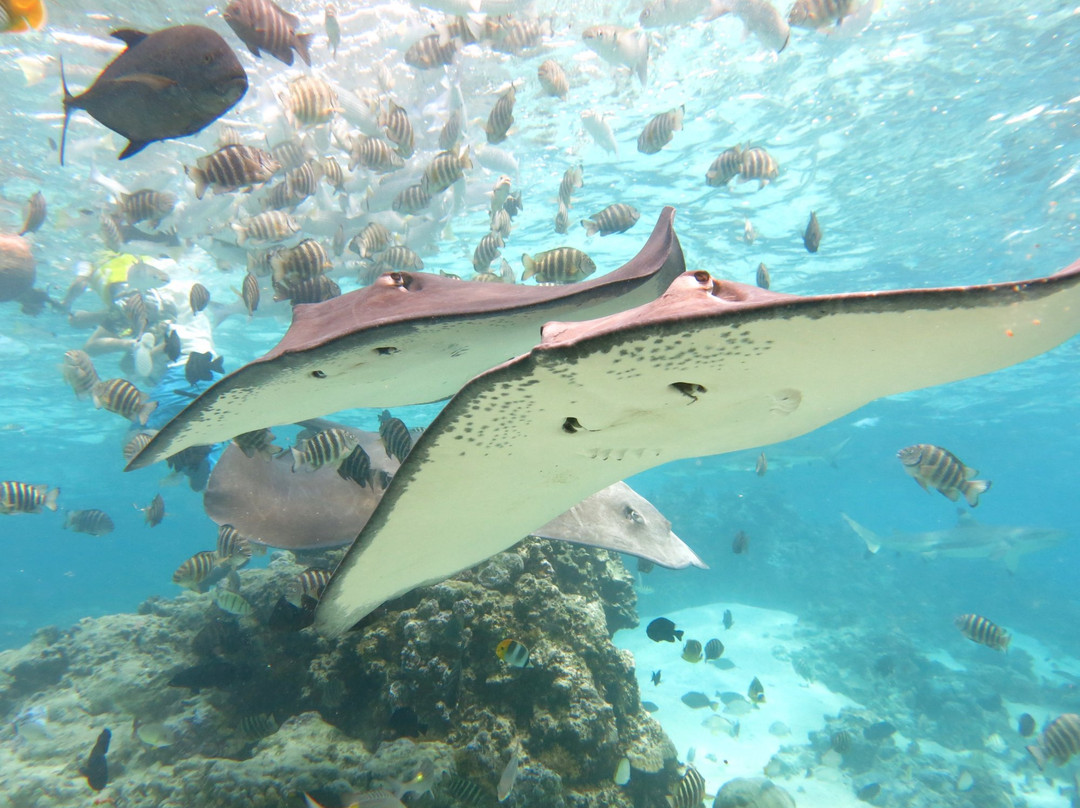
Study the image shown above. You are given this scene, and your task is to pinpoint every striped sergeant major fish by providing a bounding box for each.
[291,427,357,472]
[954,613,1011,652]
[665,765,705,808]
[1026,713,1080,770]
[897,443,991,507]
[0,481,59,514]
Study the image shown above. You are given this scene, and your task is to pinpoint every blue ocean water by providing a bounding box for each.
[0,1,1078,791]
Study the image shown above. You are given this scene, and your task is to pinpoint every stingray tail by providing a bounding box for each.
[59,55,75,167]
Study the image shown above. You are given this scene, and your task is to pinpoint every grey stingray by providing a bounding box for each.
[203,426,705,569]
[315,262,1080,636]
[126,207,685,470]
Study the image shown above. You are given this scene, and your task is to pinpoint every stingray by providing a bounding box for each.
[203,425,705,569]
[314,262,1080,636]
[126,208,685,470]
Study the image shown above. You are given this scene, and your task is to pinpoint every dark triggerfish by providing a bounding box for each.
[60,26,247,164]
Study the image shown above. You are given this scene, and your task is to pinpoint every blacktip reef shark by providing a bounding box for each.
[203,426,705,570]
[841,513,1065,572]
[315,260,1080,636]
[125,207,686,470]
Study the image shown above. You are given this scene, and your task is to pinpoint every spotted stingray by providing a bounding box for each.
[315,262,1080,636]
[126,208,685,470]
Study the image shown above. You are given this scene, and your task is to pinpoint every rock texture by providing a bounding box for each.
[0,539,679,807]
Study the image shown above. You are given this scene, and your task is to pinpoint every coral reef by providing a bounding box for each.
[0,539,678,807]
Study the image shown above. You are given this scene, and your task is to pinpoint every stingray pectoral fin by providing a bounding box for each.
[531,481,707,569]
[125,208,684,472]
[315,263,1080,637]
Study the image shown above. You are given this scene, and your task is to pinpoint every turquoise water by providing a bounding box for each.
[0,0,1078,801]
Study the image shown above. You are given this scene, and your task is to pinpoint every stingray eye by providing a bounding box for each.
[693,270,711,284]
[389,271,413,289]
[624,506,644,525]
[311,370,326,379]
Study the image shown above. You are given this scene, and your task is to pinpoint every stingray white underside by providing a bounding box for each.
[316,269,1080,636]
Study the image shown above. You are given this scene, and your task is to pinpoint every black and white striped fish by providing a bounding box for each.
[521,247,596,284]
[538,59,569,98]
[337,444,372,487]
[954,614,1010,651]
[897,444,991,507]
[186,144,280,200]
[140,493,165,527]
[116,189,175,228]
[92,378,157,425]
[581,203,639,236]
[378,410,412,463]
[665,766,706,808]
[392,184,432,215]
[1027,713,1080,770]
[348,135,404,173]
[421,146,472,193]
[274,275,340,305]
[223,0,314,66]
[472,232,504,272]
[270,238,330,285]
[738,147,778,187]
[286,567,332,606]
[0,481,59,514]
[189,282,211,314]
[380,101,415,158]
[62,349,99,399]
[637,107,684,154]
[232,211,299,246]
[173,550,218,589]
[706,146,742,187]
[485,86,516,144]
[241,272,260,316]
[405,33,457,69]
[283,75,338,126]
[291,427,357,472]
[64,509,114,536]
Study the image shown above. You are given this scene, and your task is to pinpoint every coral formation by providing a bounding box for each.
[0,538,679,807]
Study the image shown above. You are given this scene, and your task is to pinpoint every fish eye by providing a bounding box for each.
[203,53,215,64]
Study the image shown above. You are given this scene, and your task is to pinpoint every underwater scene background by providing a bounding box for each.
[1,0,1079,805]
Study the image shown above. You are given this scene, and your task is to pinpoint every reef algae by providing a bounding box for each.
[0,539,678,807]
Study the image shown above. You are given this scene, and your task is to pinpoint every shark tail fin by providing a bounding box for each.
[962,479,991,507]
[841,513,880,554]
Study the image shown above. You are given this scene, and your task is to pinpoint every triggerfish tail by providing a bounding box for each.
[1,0,47,34]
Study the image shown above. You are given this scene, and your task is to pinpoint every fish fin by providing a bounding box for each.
[110,29,149,48]
[582,219,598,237]
[185,166,208,200]
[939,487,960,502]
[119,140,152,160]
[962,479,990,507]
[211,355,225,374]
[1026,744,1047,770]
[44,487,60,512]
[110,73,179,91]
[521,254,536,280]
[294,33,314,66]
[59,55,75,167]
[138,400,158,426]
[841,513,880,554]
